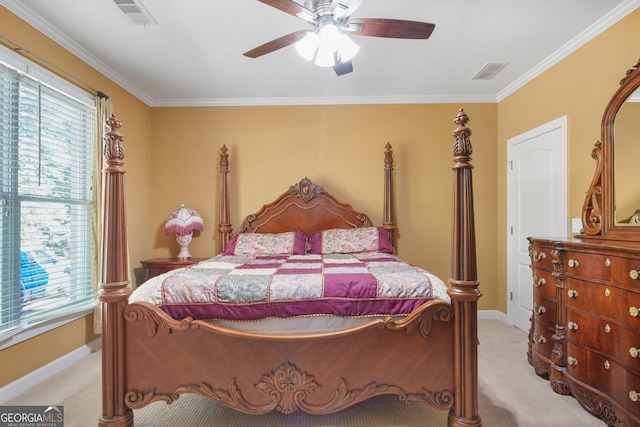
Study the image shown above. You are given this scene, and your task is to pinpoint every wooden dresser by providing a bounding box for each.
[528,237,640,424]
[527,58,640,426]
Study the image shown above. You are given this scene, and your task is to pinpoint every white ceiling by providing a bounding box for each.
[2,0,638,106]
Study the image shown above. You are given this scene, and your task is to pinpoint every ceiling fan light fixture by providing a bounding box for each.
[314,43,335,67]
[295,32,320,61]
[337,34,359,61]
[318,23,342,46]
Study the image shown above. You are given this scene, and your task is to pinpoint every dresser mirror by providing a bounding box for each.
[614,86,640,224]
[582,58,640,239]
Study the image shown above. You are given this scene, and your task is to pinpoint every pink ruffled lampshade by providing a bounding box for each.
[165,204,203,258]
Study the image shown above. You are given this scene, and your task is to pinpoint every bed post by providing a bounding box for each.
[383,143,397,249]
[217,145,232,252]
[98,115,133,427]
[447,109,482,427]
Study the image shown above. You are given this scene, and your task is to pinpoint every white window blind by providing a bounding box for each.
[0,53,96,340]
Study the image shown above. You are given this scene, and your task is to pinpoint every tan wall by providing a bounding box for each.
[496,9,640,313]
[146,104,498,308]
[0,7,152,388]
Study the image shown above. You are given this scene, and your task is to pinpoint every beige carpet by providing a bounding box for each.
[4,319,605,426]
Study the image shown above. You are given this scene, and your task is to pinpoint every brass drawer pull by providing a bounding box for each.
[630,347,640,358]
[536,305,546,315]
[604,288,611,297]
[631,270,640,280]
[631,307,639,318]
[567,356,578,366]
[532,332,547,344]
[605,258,611,267]
[604,360,611,369]
[534,276,546,287]
[533,251,546,262]
[631,390,639,402]
[567,321,578,330]
[568,259,580,268]
[605,324,611,333]
[567,289,579,298]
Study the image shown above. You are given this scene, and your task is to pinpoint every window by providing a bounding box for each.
[0,47,96,341]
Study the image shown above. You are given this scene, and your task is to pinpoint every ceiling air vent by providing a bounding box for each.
[113,0,157,26]
[471,63,508,80]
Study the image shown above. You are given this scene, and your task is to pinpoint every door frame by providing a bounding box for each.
[506,115,568,329]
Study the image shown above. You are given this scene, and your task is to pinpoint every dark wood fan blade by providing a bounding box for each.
[346,18,435,39]
[333,59,353,76]
[258,0,315,21]
[330,0,364,19]
[243,30,309,58]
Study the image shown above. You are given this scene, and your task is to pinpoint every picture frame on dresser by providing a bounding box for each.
[528,57,640,427]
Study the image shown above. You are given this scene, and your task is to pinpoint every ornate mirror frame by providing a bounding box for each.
[581,58,640,241]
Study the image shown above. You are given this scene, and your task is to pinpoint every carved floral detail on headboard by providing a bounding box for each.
[288,178,326,203]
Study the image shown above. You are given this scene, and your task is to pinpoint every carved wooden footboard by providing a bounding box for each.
[98,110,481,427]
[122,300,454,415]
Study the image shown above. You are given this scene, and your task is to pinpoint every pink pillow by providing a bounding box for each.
[310,227,394,254]
[222,231,307,256]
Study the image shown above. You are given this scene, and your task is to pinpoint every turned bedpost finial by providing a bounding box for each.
[384,142,393,170]
[452,109,472,160]
[103,114,125,166]
[220,144,229,171]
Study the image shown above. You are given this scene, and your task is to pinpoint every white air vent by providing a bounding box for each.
[113,0,157,26]
[471,63,508,80]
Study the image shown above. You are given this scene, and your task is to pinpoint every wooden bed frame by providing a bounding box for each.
[97,109,481,426]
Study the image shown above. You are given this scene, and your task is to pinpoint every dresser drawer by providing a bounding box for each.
[531,320,554,357]
[529,245,554,271]
[611,256,640,290]
[566,308,640,368]
[565,277,640,323]
[564,251,612,282]
[534,295,556,329]
[532,268,555,299]
[566,343,640,418]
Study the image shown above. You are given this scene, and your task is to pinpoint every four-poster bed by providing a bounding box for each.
[97,109,482,426]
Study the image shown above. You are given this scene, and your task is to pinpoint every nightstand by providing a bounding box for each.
[140,258,207,283]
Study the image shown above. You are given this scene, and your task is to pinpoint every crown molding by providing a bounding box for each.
[497,0,640,102]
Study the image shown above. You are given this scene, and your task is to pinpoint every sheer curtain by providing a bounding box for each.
[92,94,112,334]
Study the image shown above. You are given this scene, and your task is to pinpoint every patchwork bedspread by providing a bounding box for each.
[130,253,450,321]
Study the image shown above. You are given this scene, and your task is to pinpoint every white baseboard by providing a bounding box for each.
[0,338,101,404]
[478,309,508,323]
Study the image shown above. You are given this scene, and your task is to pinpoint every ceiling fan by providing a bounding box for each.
[243,0,435,76]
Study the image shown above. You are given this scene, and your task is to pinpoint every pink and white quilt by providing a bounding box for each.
[131,252,450,321]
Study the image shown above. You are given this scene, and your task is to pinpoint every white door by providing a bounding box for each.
[507,116,567,332]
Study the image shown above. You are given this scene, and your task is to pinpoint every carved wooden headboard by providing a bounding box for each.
[217,144,396,252]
